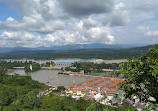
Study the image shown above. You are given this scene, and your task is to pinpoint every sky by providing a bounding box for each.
[0,0,158,47]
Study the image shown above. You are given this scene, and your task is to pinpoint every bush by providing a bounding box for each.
[57,86,65,91]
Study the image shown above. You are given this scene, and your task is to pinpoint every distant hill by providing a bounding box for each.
[0,43,152,54]
[131,45,153,50]
[0,44,153,60]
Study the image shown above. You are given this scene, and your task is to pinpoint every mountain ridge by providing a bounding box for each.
[0,43,153,54]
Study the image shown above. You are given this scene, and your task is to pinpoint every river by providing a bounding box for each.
[6,58,126,87]
[7,69,92,87]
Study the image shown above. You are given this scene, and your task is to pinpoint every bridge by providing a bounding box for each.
[12,67,61,70]
[13,67,25,69]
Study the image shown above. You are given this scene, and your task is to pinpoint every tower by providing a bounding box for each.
[73,80,75,87]
[50,64,53,70]
[30,64,32,71]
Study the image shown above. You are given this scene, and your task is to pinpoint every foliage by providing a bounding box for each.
[24,63,41,73]
[65,62,122,77]
[143,104,154,111]
[22,90,40,109]
[41,61,55,67]
[40,95,105,111]
[0,61,41,74]
[0,84,17,106]
[57,86,65,91]
[120,44,158,103]
[0,74,45,110]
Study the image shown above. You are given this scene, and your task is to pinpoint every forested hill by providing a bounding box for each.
[0,45,153,60]
[130,45,153,50]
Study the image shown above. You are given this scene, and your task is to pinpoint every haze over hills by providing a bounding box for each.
[0,44,153,60]
[0,43,153,54]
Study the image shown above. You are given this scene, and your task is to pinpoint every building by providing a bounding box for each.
[55,62,73,66]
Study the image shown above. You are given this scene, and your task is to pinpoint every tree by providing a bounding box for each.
[120,44,158,103]
[41,95,62,110]
[57,86,65,91]
[22,90,40,109]
[0,85,17,106]
[0,67,5,75]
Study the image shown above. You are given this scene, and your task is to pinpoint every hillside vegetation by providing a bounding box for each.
[0,45,151,60]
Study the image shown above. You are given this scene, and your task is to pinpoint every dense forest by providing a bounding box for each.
[0,74,46,111]
[0,45,150,60]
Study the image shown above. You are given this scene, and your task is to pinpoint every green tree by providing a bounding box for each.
[22,90,40,109]
[0,66,5,75]
[2,104,22,111]
[57,86,65,91]
[120,44,158,103]
[0,85,17,106]
[41,95,62,111]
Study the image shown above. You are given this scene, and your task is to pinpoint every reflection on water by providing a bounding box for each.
[7,69,92,86]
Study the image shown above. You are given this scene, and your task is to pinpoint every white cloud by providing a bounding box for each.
[6,17,14,22]
[82,17,97,28]
[65,20,115,44]
[0,0,65,34]
[139,26,158,43]
[0,0,157,47]
[87,27,114,44]
[44,34,55,43]
[0,16,65,33]
[97,2,130,27]
[110,2,130,26]
[139,26,158,36]
[0,31,42,47]
[115,2,125,10]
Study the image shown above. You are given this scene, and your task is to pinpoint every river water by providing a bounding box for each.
[5,59,126,87]
[7,69,92,87]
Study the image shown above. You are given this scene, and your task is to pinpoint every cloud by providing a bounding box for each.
[44,23,115,45]
[0,0,65,34]
[0,31,66,47]
[87,27,114,44]
[139,26,158,43]
[0,0,157,47]
[98,2,130,27]
[110,3,130,26]
[139,26,158,36]
[0,17,65,34]
[44,34,55,43]
[133,0,158,12]
[82,17,97,28]
[58,0,114,16]
[0,0,57,19]
[66,20,115,44]
[0,31,42,47]
[130,0,158,23]
[0,17,115,47]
